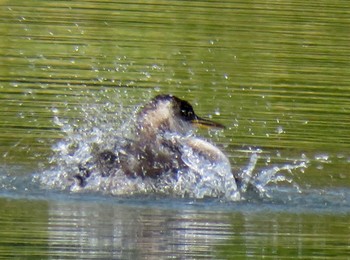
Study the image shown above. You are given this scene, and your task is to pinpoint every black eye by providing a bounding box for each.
[181,109,193,118]
[179,101,196,121]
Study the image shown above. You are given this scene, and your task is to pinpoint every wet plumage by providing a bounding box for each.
[75,94,230,185]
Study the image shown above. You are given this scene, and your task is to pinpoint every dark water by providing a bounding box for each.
[1,0,350,258]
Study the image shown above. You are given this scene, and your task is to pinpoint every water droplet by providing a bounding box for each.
[315,153,330,163]
[52,108,59,114]
[316,165,324,170]
[336,153,345,159]
[276,126,284,134]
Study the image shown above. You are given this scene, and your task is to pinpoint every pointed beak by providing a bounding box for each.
[191,116,225,129]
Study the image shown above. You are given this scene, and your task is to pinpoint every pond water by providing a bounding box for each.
[1,0,350,258]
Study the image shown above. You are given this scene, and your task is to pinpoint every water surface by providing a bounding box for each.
[1,0,350,258]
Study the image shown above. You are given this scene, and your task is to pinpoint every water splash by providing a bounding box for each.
[240,153,308,199]
[172,137,240,201]
[38,93,308,201]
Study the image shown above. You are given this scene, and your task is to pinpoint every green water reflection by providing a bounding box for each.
[0,197,349,259]
[0,0,350,258]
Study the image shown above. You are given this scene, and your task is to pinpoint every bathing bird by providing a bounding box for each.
[75,94,232,185]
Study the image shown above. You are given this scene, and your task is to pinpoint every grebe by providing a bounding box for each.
[75,94,232,186]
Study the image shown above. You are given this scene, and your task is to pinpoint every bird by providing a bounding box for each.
[74,94,232,186]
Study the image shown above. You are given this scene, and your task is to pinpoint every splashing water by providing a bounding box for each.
[39,94,309,201]
[239,152,308,199]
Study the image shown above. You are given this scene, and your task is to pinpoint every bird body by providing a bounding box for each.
[75,94,232,187]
